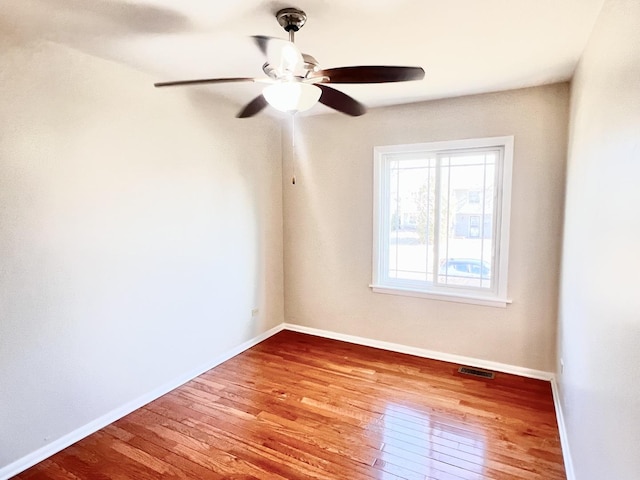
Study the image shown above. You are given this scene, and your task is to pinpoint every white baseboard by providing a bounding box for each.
[0,324,285,480]
[550,377,575,480]
[284,323,554,380]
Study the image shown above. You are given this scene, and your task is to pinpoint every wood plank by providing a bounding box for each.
[13,331,566,479]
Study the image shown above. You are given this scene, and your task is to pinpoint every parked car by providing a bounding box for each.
[438,258,491,279]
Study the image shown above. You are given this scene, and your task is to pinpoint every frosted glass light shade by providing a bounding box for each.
[263,82,321,113]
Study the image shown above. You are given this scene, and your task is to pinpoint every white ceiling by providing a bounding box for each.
[3,0,605,115]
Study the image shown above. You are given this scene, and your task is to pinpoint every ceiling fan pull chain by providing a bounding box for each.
[291,113,297,185]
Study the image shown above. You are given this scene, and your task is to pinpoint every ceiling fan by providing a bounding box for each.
[154,8,425,118]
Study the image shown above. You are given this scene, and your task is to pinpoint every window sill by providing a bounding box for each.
[370,285,512,308]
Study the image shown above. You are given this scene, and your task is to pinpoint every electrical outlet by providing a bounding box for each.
[251,308,259,317]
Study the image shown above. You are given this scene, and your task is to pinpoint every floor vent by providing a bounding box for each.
[458,366,495,379]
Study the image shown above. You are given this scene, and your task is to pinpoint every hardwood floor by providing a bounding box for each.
[14,330,566,479]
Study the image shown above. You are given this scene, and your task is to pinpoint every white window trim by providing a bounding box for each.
[371,136,514,308]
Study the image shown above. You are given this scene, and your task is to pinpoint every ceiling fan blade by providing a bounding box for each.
[236,94,269,118]
[251,35,304,76]
[252,35,271,56]
[154,77,258,88]
[317,85,366,116]
[312,66,425,84]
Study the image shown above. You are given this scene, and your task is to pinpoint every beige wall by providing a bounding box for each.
[0,35,284,470]
[283,84,569,372]
[558,0,640,478]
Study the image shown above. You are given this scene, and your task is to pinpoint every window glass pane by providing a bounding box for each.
[437,152,496,289]
[387,158,435,282]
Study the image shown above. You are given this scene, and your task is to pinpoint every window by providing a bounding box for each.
[372,137,513,307]
[468,191,481,204]
[469,215,481,238]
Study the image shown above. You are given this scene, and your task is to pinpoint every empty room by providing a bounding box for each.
[0,1,638,479]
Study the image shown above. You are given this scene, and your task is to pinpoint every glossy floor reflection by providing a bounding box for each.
[377,404,487,479]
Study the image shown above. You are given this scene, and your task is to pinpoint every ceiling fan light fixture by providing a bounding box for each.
[263,82,321,113]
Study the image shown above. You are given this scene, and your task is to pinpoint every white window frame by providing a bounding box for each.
[371,136,514,308]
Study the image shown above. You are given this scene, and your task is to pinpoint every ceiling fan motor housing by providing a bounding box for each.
[276,8,307,32]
